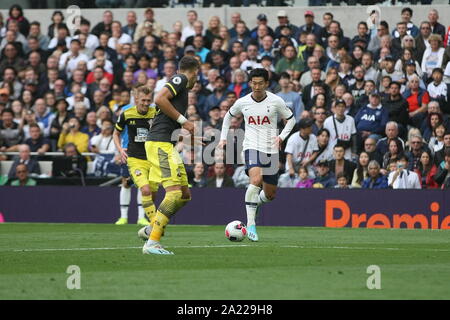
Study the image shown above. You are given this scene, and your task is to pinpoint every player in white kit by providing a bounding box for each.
[219,68,296,241]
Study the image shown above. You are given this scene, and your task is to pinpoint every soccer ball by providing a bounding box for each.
[225,220,247,242]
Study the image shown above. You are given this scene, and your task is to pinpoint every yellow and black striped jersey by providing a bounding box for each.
[115,105,156,160]
[148,73,189,144]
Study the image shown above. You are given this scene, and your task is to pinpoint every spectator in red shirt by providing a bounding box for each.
[227,69,250,98]
[86,66,113,85]
[402,74,430,128]
[415,150,439,189]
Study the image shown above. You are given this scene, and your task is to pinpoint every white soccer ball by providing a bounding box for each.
[225,220,247,242]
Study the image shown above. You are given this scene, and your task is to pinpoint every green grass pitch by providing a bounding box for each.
[0,223,449,300]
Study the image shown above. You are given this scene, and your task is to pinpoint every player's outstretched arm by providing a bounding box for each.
[155,87,194,134]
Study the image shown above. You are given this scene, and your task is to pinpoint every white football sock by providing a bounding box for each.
[245,184,261,227]
[257,190,272,206]
[137,189,145,220]
[120,186,131,219]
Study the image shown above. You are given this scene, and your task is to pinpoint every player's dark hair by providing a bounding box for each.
[179,56,200,72]
[248,68,269,82]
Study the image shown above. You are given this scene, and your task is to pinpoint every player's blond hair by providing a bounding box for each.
[133,84,153,99]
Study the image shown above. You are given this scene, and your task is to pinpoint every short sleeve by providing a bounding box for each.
[165,75,188,97]
[90,135,100,147]
[284,135,296,154]
[228,99,243,117]
[310,135,319,152]
[276,98,294,120]
[115,112,126,132]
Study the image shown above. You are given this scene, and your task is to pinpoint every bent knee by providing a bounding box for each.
[250,177,263,186]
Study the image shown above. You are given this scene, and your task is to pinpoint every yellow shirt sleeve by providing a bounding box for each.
[57,132,67,150]
[76,132,89,153]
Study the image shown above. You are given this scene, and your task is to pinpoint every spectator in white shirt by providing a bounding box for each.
[90,119,115,154]
[240,43,262,72]
[155,60,177,94]
[108,21,132,51]
[181,10,198,42]
[73,18,99,52]
[87,47,113,74]
[48,25,72,49]
[388,154,421,189]
[58,39,89,79]
[427,68,448,105]
[285,118,319,178]
[421,34,445,79]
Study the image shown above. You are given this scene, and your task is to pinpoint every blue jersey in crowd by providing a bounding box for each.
[119,103,133,148]
[354,104,389,135]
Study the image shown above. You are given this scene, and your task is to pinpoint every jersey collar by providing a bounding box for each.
[250,92,268,103]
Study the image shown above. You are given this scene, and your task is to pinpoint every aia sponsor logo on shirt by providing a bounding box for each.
[361,114,376,121]
[296,151,312,159]
[247,115,271,125]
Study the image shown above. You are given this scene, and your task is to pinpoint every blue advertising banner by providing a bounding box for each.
[0,187,449,229]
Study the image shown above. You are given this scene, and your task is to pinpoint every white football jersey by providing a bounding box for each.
[323,115,356,160]
[227,91,294,154]
[284,133,319,177]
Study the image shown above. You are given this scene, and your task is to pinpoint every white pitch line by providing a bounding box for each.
[4,244,450,253]
[280,245,450,252]
[9,244,252,252]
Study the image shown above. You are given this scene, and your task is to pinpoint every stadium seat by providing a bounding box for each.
[87,162,95,175]
[38,161,53,176]
[0,161,13,177]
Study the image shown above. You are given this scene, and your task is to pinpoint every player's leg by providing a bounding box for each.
[247,166,263,226]
[143,141,190,254]
[246,166,263,241]
[136,188,145,223]
[137,187,160,240]
[115,167,131,225]
[257,182,276,210]
[128,157,156,226]
[148,160,191,245]
[255,151,279,216]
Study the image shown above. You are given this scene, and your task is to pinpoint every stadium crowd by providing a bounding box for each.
[1,4,450,189]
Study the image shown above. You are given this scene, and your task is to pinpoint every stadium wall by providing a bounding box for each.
[1,187,450,229]
[1,5,450,42]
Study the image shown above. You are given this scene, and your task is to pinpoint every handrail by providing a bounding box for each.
[0,152,99,157]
